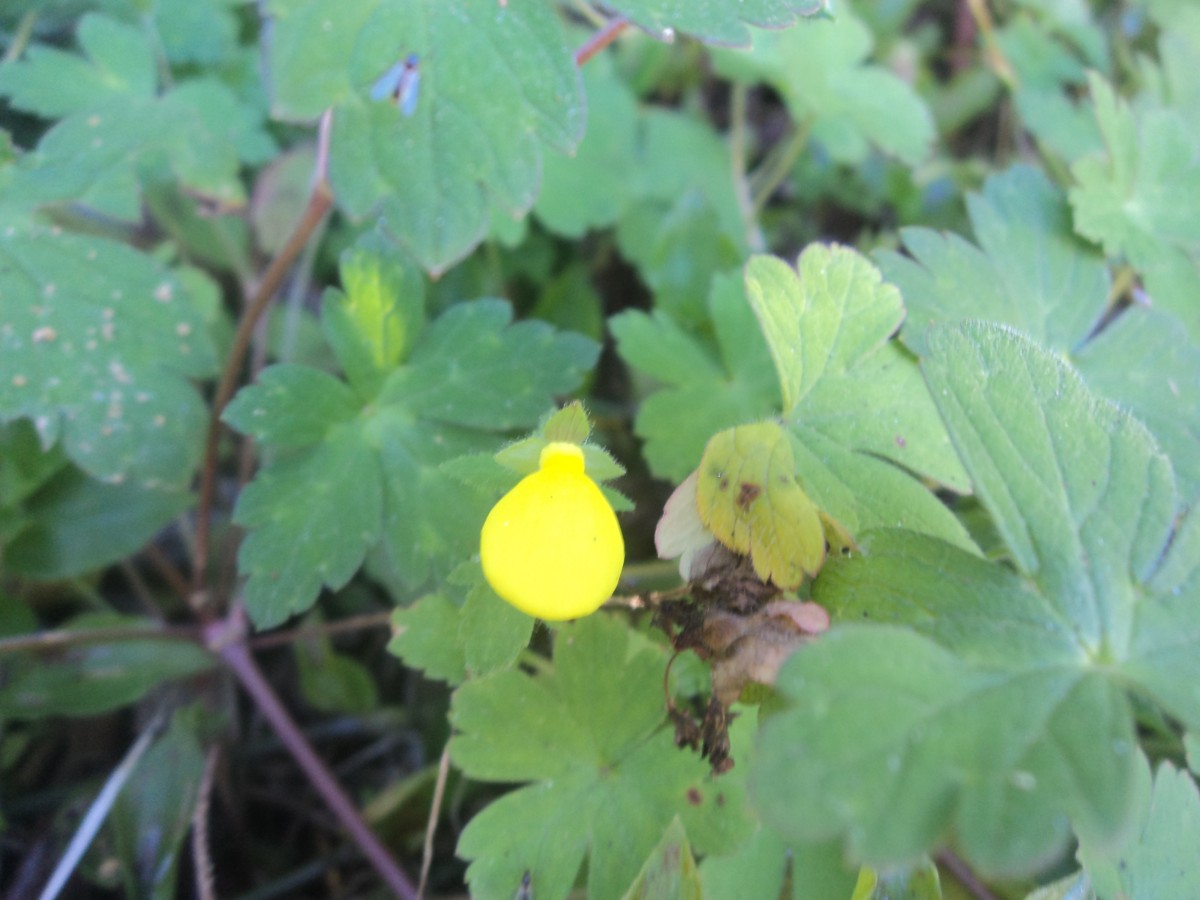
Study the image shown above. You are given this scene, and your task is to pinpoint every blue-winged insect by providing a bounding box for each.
[370,53,421,116]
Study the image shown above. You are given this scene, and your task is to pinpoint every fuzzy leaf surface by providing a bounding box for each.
[878,166,1199,505]
[388,593,468,685]
[1075,307,1200,506]
[753,324,1190,876]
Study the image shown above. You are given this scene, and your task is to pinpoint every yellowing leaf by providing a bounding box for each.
[481,442,624,621]
[696,422,824,588]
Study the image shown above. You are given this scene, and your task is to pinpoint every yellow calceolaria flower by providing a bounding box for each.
[481,441,624,621]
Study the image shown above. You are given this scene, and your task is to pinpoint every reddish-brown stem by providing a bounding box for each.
[191,110,335,609]
[0,624,202,656]
[142,542,192,602]
[215,616,418,899]
[248,611,394,650]
[575,16,628,66]
[936,850,998,900]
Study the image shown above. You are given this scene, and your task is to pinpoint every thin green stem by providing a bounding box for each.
[3,10,37,64]
[750,119,812,217]
[518,647,555,677]
[964,0,1016,88]
[729,82,766,253]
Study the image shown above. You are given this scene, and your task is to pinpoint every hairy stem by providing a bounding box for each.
[191,745,220,900]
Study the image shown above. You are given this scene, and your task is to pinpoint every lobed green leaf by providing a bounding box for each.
[878,165,1110,356]
[0,223,217,489]
[1079,761,1200,899]
[711,9,934,165]
[388,593,468,686]
[753,324,1193,876]
[743,244,971,550]
[619,817,702,900]
[227,245,599,627]
[269,0,583,273]
[1,15,273,217]
[452,615,752,900]
[878,166,1199,506]
[612,272,779,482]
[922,323,1175,655]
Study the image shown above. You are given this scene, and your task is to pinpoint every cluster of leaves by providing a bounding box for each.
[1,1,1199,899]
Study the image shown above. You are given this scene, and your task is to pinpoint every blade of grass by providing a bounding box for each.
[37,712,166,900]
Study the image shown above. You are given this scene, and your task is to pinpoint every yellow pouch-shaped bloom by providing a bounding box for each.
[481,442,624,621]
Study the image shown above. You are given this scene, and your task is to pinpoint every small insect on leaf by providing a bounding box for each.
[481,442,624,621]
[370,53,421,117]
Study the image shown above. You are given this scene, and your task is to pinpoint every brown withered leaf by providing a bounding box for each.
[654,554,829,773]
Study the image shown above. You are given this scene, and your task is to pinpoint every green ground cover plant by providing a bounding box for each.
[1,1,1198,898]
